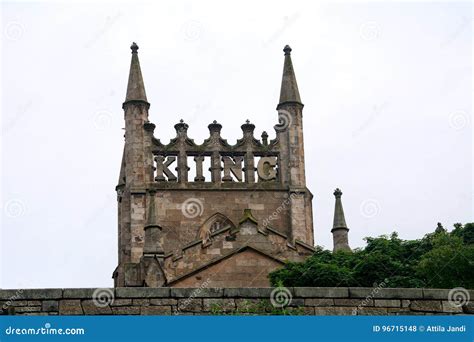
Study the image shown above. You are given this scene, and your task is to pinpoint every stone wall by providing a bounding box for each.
[1,288,472,316]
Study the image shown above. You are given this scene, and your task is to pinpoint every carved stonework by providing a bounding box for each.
[114,43,316,288]
[257,157,277,181]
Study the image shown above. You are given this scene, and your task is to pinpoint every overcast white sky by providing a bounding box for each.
[0,0,472,288]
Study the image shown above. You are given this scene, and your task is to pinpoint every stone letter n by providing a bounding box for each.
[155,155,177,181]
[222,156,243,182]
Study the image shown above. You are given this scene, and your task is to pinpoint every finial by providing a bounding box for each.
[241,119,255,134]
[283,45,292,55]
[261,131,268,145]
[208,120,222,134]
[334,188,342,197]
[174,119,189,134]
[130,42,139,54]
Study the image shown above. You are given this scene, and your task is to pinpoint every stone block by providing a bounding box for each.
[357,307,389,315]
[304,298,334,307]
[171,288,223,298]
[314,307,355,315]
[409,300,443,312]
[374,299,401,308]
[10,301,28,307]
[42,300,59,312]
[422,289,449,299]
[150,299,178,306]
[81,300,112,315]
[349,288,423,299]
[462,302,474,314]
[294,287,348,298]
[287,298,304,307]
[115,287,170,298]
[335,299,372,307]
[110,299,132,307]
[59,300,83,315]
[0,289,62,300]
[291,306,315,315]
[63,288,105,299]
[203,298,236,312]
[387,308,425,315]
[223,288,276,298]
[112,306,141,315]
[141,306,172,315]
[177,298,202,312]
[14,306,41,313]
[132,299,150,306]
[27,301,42,306]
[441,301,463,313]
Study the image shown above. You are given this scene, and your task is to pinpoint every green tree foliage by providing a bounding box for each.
[269,223,474,288]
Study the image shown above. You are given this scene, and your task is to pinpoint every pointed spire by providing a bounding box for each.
[124,42,148,104]
[332,188,348,230]
[278,45,302,106]
[331,188,351,252]
[117,145,126,187]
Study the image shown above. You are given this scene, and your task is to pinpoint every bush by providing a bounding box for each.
[269,223,474,288]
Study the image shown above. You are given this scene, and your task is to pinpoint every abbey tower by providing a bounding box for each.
[113,43,347,288]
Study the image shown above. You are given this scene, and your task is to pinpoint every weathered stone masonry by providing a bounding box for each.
[1,288,472,316]
[113,43,319,288]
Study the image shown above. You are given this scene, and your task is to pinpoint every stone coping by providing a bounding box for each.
[1,287,471,300]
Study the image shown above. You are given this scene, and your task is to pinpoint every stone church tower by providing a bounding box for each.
[113,43,316,287]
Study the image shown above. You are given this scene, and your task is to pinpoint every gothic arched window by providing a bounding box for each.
[197,213,235,244]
